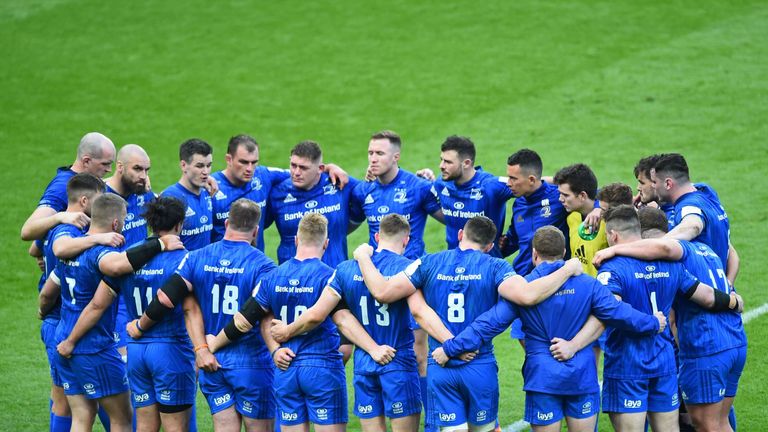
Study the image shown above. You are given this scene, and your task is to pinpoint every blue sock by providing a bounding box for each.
[49,399,54,432]
[188,402,197,432]
[51,414,72,432]
[421,376,437,432]
[729,406,737,431]
[98,405,111,432]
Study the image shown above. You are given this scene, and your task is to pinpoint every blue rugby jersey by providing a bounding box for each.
[501,181,569,275]
[255,257,342,367]
[37,167,76,212]
[672,188,730,268]
[161,183,213,251]
[404,248,516,365]
[106,185,154,248]
[177,239,277,368]
[40,223,86,321]
[351,169,441,259]
[115,248,189,343]
[267,173,364,267]
[54,244,121,354]
[327,250,416,374]
[210,167,289,248]
[674,241,746,359]
[597,256,698,379]
[434,167,514,257]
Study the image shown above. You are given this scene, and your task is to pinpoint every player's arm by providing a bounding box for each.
[498,258,582,306]
[590,283,664,335]
[29,242,44,272]
[324,163,349,189]
[499,223,520,257]
[208,297,271,353]
[57,281,118,358]
[38,270,61,319]
[98,235,183,277]
[684,281,743,312]
[331,305,396,366]
[550,315,605,362]
[181,295,220,372]
[665,212,704,241]
[353,244,417,303]
[726,242,739,286]
[21,207,89,241]
[429,208,445,224]
[52,232,125,260]
[270,286,339,343]
[592,238,684,268]
[407,290,453,343]
[132,274,193,336]
[443,298,517,358]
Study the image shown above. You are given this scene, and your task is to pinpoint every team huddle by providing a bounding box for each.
[23,131,746,432]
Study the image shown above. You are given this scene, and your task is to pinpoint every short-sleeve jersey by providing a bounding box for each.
[434,167,514,257]
[672,187,730,268]
[567,212,608,276]
[115,248,189,343]
[54,244,121,354]
[161,183,213,251]
[267,173,364,266]
[597,256,698,379]
[106,185,154,248]
[502,181,569,275]
[404,248,516,365]
[255,257,342,367]
[177,239,277,368]
[327,250,416,374]
[40,223,86,321]
[210,167,290,248]
[37,167,76,211]
[674,241,746,359]
[351,169,441,259]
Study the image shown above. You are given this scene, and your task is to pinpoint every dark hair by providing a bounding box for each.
[603,205,640,235]
[638,207,669,234]
[371,130,402,149]
[379,214,410,238]
[228,199,261,232]
[553,164,598,200]
[66,173,105,204]
[507,149,542,178]
[143,196,186,234]
[91,193,127,227]
[227,134,258,156]
[596,183,633,208]
[654,153,690,183]
[633,154,663,179]
[291,140,322,163]
[533,226,566,260]
[441,135,476,163]
[463,216,497,246]
[179,138,213,163]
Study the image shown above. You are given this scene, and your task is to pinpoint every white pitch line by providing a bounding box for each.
[501,302,768,432]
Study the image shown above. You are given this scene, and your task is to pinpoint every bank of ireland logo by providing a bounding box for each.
[125,212,135,221]
[378,205,389,214]
[305,200,318,209]
[646,265,656,272]
[289,279,300,286]
[220,259,231,266]
[453,202,464,210]
[455,267,465,274]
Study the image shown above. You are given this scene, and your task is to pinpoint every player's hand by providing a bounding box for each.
[56,339,75,358]
[270,319,290,343]
[35,256,45,272]
[584,208,602,234]
[205,334,217,352]
[364,165,376,182]
[204,176,219,196]
[92,232,125,248]
[565,258,583,276]
[126,319,143,339]
[273,347,296,371]
[654,312,667,333]
[431,346,450,366]
[550,337,578,362]
[196,347,221,372]
[326,163,349,189]
[145,175,152,193]
[353,243,374,261]
[498,234,509,252]
[457,350,477,362]
[632,193,643,208]
[59,211,90,229]
[415,168,436,182]
[369,344,396,365]
[731,292,744,313]
[159,234,184,251]
[592,247,615,268]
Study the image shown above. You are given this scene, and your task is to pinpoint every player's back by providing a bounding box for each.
[329,250,416,374]
[674,188,730,267]
[37,166,76,212]
[598,256,696,379]
[118,248,189,342]
[406,248,515,365]
[41,223,86,322]
[179,239,276,368]
[674,241,746,359]
[255,257,342,367]
[55,243,121,354]
[161,183,213,251]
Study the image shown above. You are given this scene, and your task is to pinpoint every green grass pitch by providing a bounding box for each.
[1,0,766,430]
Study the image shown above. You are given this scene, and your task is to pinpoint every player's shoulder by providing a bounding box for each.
[160,182,185,198]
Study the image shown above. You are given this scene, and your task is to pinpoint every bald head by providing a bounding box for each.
[116,144,151,195]
[117,144,148,163]
[76,132,116,178]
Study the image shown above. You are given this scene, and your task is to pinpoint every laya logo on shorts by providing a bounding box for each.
[281,412,298,421]
[476,410,487,421]
[316,408,328,420]
[439,413,457,422]
[213,394,231,406]
[358,404,373,414]
[134,393,150,403]
[623,399,642,409]
[537,411,554,421]
[392,401,403,414]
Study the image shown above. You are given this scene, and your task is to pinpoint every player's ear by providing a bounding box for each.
[174,221,184,235]
[323,238,329,250]
[252,226,259,240]
[225,153,233,166]
[224,219,229,230]
[294,236,299,248]
[403,235,410,248]
[457,229,464,243]
[532,248,539,264]
[482,242,494,253]
[374,232,380,244]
